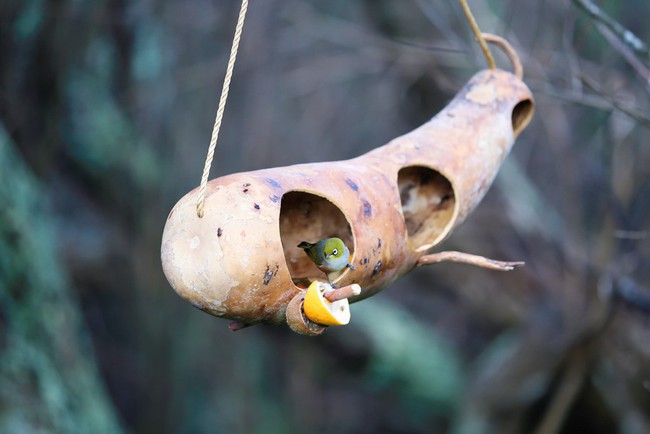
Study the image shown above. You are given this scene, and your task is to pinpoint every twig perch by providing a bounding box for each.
[417,251,525,271]
[324,284,362,302]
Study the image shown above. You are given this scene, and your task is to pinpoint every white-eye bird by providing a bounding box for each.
[297,237,356,287]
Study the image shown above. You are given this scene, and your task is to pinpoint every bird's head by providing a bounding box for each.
[322,237,346,260]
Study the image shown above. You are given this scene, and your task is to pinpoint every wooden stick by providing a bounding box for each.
[417,251,524,271]
[324,284,362,302]
[228,321,251,332]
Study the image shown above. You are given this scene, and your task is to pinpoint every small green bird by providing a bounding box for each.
[298,237,356,287]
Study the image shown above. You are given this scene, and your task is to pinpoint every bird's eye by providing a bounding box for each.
[332,248,338,255]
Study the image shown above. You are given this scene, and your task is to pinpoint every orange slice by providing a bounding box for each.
[303,281,351,326]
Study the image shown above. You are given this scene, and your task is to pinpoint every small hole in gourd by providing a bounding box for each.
[511,98,534,137]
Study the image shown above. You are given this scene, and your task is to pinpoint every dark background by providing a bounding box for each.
[1,1,649,433]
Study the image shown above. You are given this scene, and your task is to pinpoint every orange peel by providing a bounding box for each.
[303,281,359,326]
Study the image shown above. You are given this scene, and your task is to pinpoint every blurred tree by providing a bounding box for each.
[1,0,649,433]
[0,126,124,433]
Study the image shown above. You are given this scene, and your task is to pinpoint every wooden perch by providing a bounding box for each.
[417,251,525,271]
[324,283,362,302]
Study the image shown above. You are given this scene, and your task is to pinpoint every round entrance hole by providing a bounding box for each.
[279,191,354,286]
[398,166,455,251]
[511,98,534,137]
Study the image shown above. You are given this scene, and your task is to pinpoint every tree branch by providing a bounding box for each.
[581,74,650,127]
[572,0,650,65]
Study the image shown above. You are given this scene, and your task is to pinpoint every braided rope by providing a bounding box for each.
[196,0,249,218]
[459,0,496,71]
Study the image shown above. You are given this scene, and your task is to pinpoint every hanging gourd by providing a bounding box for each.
[161,0,535,335]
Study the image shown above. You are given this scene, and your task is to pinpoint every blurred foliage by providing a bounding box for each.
[0,126,123,433]
[1,0,649,433]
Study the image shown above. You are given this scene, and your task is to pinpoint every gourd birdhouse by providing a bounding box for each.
[161,58,534,334]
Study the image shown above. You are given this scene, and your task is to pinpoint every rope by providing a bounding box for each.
[196,0,249,218]
[483,33,523,79]
[459,0,496,71]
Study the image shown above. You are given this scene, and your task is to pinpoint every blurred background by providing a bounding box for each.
[1,0,649,433]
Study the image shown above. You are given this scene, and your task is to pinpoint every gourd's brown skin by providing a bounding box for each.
[161,68,534,328]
